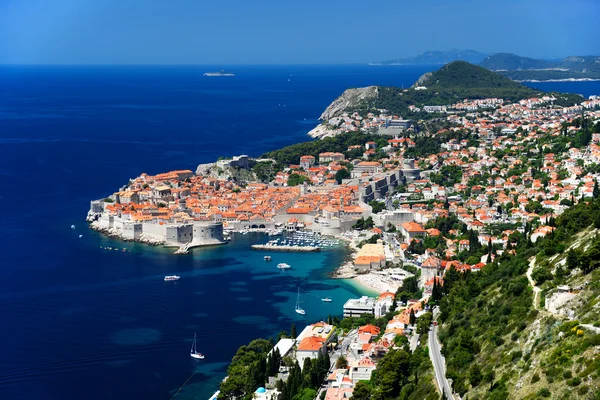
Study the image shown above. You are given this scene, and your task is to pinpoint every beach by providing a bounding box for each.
[331,234,408,295]
[352,271,403,294]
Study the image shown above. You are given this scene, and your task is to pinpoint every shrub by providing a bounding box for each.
[531,373,540,383]
[511,350,522,361]
[567,377,581,386]
[562,370,572,380]
[577,385,589,395]
[536,388,551,398]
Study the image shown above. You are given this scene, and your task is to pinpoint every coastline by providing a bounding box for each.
[515,78,600,83]
[330,234,403,295]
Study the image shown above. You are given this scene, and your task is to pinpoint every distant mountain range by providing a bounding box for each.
[481,53,600,81]
[373,50,488,65]
[374,51,600,81]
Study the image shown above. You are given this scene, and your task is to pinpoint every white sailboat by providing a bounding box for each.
[190,333,204,359]
[295,288,305,315]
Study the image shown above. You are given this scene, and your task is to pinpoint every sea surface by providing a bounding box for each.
[0,65,597,400]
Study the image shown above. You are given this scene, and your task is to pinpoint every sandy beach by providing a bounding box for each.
[331,233,407,295]
[352,272,403,294]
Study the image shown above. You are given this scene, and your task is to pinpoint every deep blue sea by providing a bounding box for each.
[0,65,597,400]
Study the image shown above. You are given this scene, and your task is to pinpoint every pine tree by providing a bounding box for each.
[594,180,600,199]
[409,308,416,325]
[291,323,297,339]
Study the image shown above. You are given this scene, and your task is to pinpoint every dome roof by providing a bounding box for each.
[255,387,266,394]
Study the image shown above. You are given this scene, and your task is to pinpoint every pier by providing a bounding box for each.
[251,244,320,252]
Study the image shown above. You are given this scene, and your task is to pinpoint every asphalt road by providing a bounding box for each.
[429,322,454,399]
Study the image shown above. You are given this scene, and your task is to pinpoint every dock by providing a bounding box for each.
[251,244,320,252]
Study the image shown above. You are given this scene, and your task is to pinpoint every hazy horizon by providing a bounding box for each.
[1,0,598,65]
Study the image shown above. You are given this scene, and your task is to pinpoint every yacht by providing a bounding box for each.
[164,275,180,281]
[264,256,272,261]
[321,298,332,302]
[277,263,291,269]
[203,70,234,77]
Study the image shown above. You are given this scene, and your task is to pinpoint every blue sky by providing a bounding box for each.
[0,0,598,64]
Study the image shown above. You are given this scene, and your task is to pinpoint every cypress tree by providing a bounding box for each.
[291,323,297,339]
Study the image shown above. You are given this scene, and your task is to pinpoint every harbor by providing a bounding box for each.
[250,231,340,252]
[251,244,320,252]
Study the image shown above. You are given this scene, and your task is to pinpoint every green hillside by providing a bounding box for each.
[348,61,549,118]
[438,198,600,399]
[417,61,538,96]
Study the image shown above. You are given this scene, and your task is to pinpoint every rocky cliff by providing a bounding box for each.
[411,72,433,88]
[319,86,378,121]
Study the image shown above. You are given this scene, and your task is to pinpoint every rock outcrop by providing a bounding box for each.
[319,86,378,121]
[307,124,341,139]
[411,72,433,88]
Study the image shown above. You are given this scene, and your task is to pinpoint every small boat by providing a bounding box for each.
[277,263,291,269]
[78,235,83,238]
[70,225,75,229]
[264,256,272,261]
[295,288,305,315]
[190,333,204,359]
[164,275,180,281]
[321,298,332,302]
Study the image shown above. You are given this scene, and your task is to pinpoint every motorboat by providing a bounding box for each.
[164,275,180,281]
[264,256,272,261]
[321,298,332,302]
[277,263,291,269]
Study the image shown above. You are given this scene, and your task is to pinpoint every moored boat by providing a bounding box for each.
[295,288,305,315]
[190,333,204,359]
[264,255,272,261]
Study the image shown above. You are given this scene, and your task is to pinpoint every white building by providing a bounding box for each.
[374,292,395,318]
[295,322,336,367]
[349,357,377,383]
[343,296,376,318]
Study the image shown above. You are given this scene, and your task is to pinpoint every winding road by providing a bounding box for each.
[429,309,454,399]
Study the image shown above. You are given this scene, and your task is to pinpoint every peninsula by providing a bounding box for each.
[212,62,600,400]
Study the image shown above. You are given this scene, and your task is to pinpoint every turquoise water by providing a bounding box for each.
[2,64,596,400]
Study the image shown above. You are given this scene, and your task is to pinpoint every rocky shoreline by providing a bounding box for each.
[307,124,342,139]
[88,220,164,246]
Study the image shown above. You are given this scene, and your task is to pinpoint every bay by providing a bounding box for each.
[0,64,596,399]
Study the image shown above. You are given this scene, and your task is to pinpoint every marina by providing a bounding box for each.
[251,231,340,252]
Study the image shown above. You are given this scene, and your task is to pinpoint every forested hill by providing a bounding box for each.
[338,61,559,119]
[412,61,539,98]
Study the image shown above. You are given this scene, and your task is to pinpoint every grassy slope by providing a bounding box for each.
[439,220,600,399]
